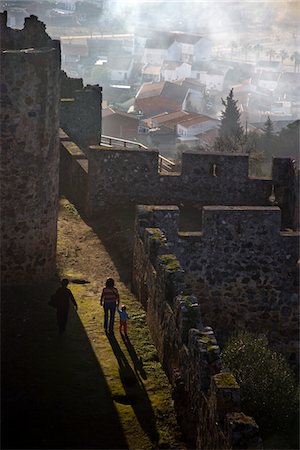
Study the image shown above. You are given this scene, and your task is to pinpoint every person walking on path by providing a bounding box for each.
[118,304,129,335]
[100,277,120,333]
[54,278,78,334]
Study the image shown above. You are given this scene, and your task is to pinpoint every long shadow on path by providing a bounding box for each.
[107,333,159,446]
[2,284,128,449]
[121,333,147,380]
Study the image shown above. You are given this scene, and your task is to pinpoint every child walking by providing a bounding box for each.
[118,304,129,335]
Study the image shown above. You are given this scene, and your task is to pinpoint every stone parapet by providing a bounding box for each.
[84,144,298,230]
[60,84,102,149]
[132,205,261,448]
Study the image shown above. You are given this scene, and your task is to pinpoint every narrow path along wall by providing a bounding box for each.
[0,13,61,284]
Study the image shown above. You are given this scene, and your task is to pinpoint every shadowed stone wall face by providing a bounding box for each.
[132,206,262,449]
[178,207,299,358]
[84,147,297,230]
[0,14,60,284]
[87,149,273,211]
[60,85,102,149]
[133,205,299,362]
[59,131,88,211]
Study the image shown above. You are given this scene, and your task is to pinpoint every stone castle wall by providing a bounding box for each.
[88,147,271,208]
[132,206,262,448]
[85,146,297,230]
[0,14,61,284]
[133,205,299,363]
[60,85,102,149]
[60,138,298,231]
[59,130,89,212]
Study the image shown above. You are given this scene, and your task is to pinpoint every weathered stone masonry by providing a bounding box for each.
[0,13,61,284]
[60,141,298,231]
[60,82,102,149]
[132,206,263,449]
[133,206,299,360]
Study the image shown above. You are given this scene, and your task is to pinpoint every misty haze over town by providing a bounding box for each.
[1,0,299,166]
[0,0,300,167]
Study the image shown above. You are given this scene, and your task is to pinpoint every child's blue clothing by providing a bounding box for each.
[118,309,129,321]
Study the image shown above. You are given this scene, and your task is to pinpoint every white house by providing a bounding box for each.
[257,71,280,92]
[161,61,191,81]
[270,101,292,117]
[177,115,219,137]
[173,33,212,63]
[108,56,134,82]
[194,68,229,92]
[142,36,178,65]
[255,60,283,74]
[142,64,161,83]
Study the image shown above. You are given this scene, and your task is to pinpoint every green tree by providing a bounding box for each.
[278,120,300,155]
[91,65,111,85]
[242,42,252,61]
[279,49,289,64]
[263,116,274,138]
[230,40,238,60]
[290,51,300,72]
[221,332,298,432]
[214,89,244,152]
[253,43,263,60]
[266,48,276,61]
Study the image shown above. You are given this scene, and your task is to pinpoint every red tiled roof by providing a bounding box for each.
[144,111,195,128]
[142,64,161,75]
[161,60,182,70]
[136,81,188,104]
[135,97,182,117]
[136,81,165,99]
[178,115,218,128]
[102,107,139,121]
[195,128,219,144]
[143,111,217,130]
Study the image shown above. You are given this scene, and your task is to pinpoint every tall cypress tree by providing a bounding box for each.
[263,116,274,138]
[215,89,244,152]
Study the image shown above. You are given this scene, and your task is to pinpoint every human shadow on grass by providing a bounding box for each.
[1,282,128,450]
[107,332,159,446]
[121,333,147,380]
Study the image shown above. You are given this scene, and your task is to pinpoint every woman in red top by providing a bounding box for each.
[100,277,120,333]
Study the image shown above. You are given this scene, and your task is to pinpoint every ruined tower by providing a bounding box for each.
[0,13,61,284]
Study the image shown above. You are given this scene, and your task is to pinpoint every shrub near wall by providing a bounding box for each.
[222,332,298,432]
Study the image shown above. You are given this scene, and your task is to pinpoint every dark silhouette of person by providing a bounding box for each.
[100,277,119,333]
[55,278,78,334]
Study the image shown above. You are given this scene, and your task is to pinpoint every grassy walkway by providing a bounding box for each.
[2,200,185,450]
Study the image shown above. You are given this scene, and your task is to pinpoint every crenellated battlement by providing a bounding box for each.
[132,206,263,448]
[82,145,297,230]
[60,84,102,149]
[134,204,299,362]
